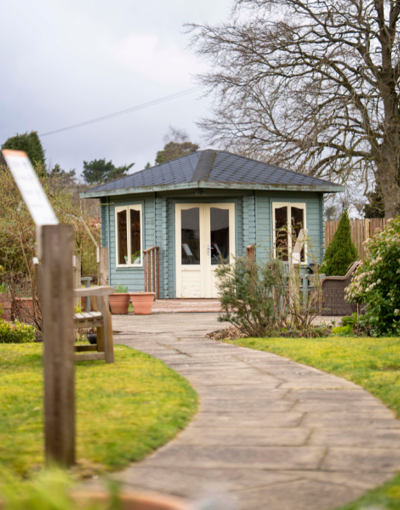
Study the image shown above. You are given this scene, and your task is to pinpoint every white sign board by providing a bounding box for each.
[2,150,58,226]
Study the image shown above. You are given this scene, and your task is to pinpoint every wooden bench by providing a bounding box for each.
[73,286,114,363]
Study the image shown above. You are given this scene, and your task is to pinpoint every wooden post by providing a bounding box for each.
[72,255,81,310]
[40,225,75,467]
[99,247,109,286]
[156,247,160,300]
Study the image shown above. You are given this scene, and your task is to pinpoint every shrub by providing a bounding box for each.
[332,325,353,336]
[346,217,400,336]
[215,255,288,337]
[320,210,358,276]
[0,320,35,343]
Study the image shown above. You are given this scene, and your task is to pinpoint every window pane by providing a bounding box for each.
[181,208,200,265]
[130,209,141,265]
[117,210,128,264]
[275,206,288,261]
[210,208,229,265]
[291,207,305,262]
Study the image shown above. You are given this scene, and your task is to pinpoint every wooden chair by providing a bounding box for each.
[73,286,114,363]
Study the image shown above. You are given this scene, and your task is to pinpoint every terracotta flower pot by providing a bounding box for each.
[130,292,155,315]
[109,293,130,315]
[0,491,189,510]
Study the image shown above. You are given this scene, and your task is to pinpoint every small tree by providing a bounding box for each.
[82,159,134,185]
[2,131,46,173]
[155,127,198,164]
[320,210,358,276]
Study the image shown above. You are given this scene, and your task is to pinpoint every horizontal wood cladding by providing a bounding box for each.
[98,191,325,297]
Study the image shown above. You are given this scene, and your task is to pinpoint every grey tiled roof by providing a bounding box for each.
[88,149,337,193]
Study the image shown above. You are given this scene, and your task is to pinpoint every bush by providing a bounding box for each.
[0,320,35,343]
[320,210,358,276]
[215,255,288,337]
[332,325,353,336]
[346,217,400,336]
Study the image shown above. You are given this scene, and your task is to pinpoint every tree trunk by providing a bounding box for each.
[376,153,400,218]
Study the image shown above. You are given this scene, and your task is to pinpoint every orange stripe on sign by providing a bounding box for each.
[2,149,28,157]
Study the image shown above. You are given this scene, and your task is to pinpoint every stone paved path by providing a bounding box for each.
[108,313,400,510]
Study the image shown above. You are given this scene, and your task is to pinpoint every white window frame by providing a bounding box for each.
[272,202,307,263]
[115,205,143,268]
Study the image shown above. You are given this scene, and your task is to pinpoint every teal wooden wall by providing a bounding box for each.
[101,190,325,298]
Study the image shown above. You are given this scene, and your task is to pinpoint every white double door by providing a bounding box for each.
[176,203,235,298]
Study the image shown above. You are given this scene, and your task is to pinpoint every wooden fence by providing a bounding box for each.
[325,218,390,260]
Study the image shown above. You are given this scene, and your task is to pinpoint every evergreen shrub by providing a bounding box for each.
[320,210,358,275]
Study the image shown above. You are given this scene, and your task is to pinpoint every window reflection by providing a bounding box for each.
[130,209,141,264]
[117,210,128,265]
[291,207,305,262]
[275,206,288,261]
[181,208,200,265]
[210,208,229,265]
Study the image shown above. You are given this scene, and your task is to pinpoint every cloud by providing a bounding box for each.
[112,34,201,87]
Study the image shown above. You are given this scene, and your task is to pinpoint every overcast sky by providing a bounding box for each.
[0,0,231,176]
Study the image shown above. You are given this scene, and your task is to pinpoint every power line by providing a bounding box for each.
[39,86,201,137]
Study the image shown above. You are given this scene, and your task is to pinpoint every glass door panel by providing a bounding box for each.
[181,208,200,265]
[210,208,230,265]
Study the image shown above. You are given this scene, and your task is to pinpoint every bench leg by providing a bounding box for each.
[97,296,114,363]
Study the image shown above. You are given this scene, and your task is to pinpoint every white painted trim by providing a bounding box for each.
[175,204,204,298]
[115,204,143,268]
[205,203,236,298]
[175,203,236,298]
[272,202,307,263]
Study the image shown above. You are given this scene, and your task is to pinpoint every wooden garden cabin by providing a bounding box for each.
[81,149,342,298]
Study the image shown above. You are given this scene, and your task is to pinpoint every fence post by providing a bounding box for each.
[40,224,75,467]
[99,247,109,286]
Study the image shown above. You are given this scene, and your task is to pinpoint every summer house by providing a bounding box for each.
[81,149,342,298]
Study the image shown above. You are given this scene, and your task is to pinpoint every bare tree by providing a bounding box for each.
[188,0,400,217]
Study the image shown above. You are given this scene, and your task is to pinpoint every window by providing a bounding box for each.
[115,205,142,267]
[272,203,306,262]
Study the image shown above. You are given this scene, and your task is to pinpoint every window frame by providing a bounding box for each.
[272,202,307,263]
[115,204,143,268]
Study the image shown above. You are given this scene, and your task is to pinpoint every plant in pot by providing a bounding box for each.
[124,251,141,265]
[109,283,130,315]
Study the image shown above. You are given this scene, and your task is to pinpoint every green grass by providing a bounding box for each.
[0,343,197,478]
[226,335,400,509]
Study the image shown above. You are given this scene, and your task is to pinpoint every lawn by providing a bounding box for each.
[226,335,400,509]
[0,343,197,478]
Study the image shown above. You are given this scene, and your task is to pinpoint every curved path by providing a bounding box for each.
[110,313,400,510]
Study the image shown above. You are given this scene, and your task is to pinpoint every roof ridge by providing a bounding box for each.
[192,149,216,181]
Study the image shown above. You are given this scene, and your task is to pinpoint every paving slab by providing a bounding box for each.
[103,313,400,510]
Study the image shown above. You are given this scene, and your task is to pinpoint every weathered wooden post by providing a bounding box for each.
[99,247,109,286]
[3,149,75,467]
[40,225,75,466]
